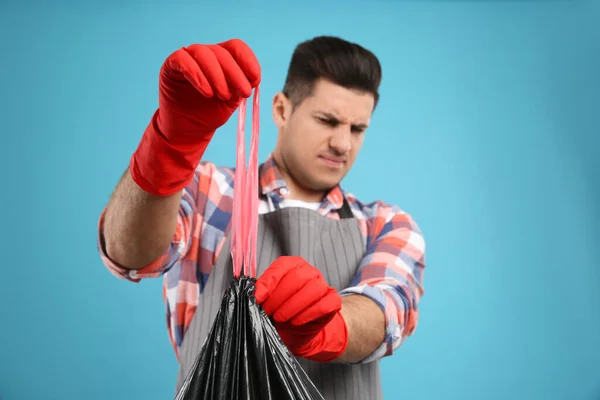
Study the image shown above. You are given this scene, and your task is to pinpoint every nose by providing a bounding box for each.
[329,126,352,154]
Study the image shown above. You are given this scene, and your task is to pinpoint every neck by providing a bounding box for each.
[271,153,326,203]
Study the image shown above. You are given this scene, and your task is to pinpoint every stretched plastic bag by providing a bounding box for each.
[174,86,324,400]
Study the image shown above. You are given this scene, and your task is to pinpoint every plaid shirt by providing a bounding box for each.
[97,154,426,363]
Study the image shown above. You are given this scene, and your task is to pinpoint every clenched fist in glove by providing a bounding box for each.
[254,256,349,362]
[131,39,261,196]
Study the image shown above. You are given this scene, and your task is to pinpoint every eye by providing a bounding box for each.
[351,126,365,134]
[317,117,339,127]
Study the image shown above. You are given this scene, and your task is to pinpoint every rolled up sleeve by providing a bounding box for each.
[96,187,197,283]
[339,204,426,363]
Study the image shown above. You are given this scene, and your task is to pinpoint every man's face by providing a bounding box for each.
[272,79,375,197]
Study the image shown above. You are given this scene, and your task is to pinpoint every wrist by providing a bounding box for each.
[130,110,214,196]
[298,312,349,363]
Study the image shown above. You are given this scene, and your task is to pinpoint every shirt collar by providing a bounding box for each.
[259,153,346,210]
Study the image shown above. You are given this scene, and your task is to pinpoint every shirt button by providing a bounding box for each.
[279,188,289,196]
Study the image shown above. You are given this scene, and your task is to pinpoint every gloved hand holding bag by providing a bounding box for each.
[130,39,261,196]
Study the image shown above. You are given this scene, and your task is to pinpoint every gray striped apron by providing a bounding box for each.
[174,199,383,400]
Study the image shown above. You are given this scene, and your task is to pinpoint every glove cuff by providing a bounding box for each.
[300,312,349,363]
[130,109,214,196]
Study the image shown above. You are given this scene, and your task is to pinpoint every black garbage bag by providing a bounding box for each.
[174,275,324,400]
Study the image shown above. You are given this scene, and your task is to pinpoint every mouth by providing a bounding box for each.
[318,155,346,168]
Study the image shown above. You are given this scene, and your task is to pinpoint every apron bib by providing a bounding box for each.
[174,200,383,400]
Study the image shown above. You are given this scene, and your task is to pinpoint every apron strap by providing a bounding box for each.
[337,196,354,219]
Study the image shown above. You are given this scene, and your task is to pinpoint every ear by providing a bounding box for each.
[272,92,292,129]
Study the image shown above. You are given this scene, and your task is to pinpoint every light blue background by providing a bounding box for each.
[1,1,599,399]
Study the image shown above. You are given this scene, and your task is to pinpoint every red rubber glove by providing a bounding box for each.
[254,256,349,362]
[130,39,261,196]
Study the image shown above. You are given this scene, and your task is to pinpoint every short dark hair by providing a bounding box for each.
[282,36,382,108]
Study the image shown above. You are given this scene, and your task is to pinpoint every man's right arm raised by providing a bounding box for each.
[96,39,261,278]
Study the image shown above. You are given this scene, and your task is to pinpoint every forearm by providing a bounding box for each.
[334,294,386,364]
[102,168,182,270]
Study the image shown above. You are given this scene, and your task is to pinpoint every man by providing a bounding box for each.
[97,35,426,400]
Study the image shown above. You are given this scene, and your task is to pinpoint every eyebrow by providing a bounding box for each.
[317,111,369,130]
